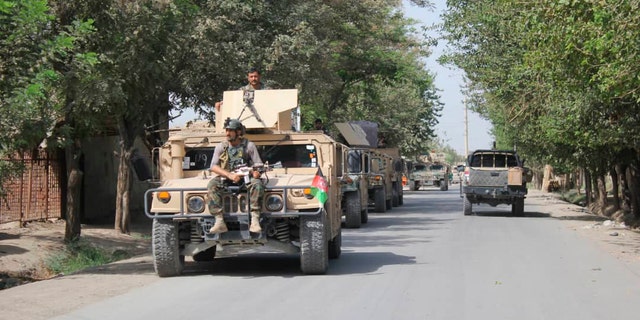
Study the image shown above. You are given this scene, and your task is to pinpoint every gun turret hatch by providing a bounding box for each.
[216,89,298,132]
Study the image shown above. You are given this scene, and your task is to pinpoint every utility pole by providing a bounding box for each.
[464,97,469,158]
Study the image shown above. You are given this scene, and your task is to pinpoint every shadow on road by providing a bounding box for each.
[469,210,551,218]
[178,250,416,277]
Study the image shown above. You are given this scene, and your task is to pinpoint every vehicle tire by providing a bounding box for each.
[374,188,386,212]
[385,195,392,210]
[463,194,472,216]
[392,183,400,207]
[361,206,369,224]
[398,183,404,205]
[152,219,184,277]
[412,182,420,191]
[512,198,525,217]
[344,191,362,228]
[192,246,216,262]
[300,211,329,275]
[328,227,341,259]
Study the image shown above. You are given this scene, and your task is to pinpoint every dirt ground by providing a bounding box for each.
[0,218,152,289]
[1,189,640,320]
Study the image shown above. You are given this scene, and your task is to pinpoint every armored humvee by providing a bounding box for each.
[334,122,390,215]
[409,162,450,191]
[374,147,405,207]
[145,89,342,276]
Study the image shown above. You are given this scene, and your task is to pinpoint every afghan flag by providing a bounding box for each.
[310,169,328,205]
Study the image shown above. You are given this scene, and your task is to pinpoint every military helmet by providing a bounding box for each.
[224,118,243,131]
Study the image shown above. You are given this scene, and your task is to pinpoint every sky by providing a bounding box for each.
[171,0,494,156]
[402,0,494,155]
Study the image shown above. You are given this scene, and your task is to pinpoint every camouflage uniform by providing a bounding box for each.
[207,139,265,215]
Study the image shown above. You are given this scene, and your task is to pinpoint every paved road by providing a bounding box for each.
[13,189,640,319]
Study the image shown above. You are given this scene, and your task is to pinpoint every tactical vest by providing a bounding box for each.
[219,139,249,170]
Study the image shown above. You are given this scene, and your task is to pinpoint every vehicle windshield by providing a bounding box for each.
[257,144,318,168]
[414,164,427,171]
[183,147,215,171]
[470,153,519,168]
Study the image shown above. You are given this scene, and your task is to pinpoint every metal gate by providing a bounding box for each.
[0,150,63,224]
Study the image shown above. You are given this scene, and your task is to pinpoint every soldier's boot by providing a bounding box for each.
[249,212,262,233]
[209,214,228,234]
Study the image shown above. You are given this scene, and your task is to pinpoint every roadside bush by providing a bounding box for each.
[46,240,131,275]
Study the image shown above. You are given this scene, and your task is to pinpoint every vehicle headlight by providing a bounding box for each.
[265,194,284,211]
[187,196,205,213]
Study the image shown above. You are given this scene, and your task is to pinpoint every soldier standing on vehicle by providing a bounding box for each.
[207,118,265,233]
[215,67,269,111]
[314,118,328,134]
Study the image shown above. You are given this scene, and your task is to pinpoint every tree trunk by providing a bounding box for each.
[584,168,592,207]
[618,163,631,212]
[575,168,582,195]
[627,163,640,220]
[114,116,136,234]
[610,166,620,212]
[64,141,82,242]
[596,174,607,216]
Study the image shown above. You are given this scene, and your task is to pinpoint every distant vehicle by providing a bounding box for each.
[409,163,450,191]
[460,149,532,216]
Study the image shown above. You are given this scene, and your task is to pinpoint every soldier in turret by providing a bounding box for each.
[215,67,269,111]
[207,118,265,233]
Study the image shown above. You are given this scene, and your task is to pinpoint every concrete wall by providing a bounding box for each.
[81,136,152,223]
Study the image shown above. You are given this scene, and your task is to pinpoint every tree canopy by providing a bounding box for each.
[440,0,640,219]
[1,0,443,234]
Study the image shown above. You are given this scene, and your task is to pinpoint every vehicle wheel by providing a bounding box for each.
[344,191,362,228]
[398,184,404,205]
[152,219,184,277]
[374,188,386,212]
[412,182,420,191]
[328,227,341,259]
[392,183,400,207]
[386,195,392,210]
[361,206,369,224]
[192,246,216,262]
[463,194,472,216]
[512,198,525,217]
[300,211,329,275]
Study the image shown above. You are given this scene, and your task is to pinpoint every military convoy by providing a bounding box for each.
[334,123,404,216]
[144,89,412,277]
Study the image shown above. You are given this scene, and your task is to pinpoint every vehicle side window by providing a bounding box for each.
[348,150,362,173]
[470,156,481,167]
[507,155,518,167]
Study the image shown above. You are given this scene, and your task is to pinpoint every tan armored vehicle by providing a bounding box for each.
[145,89,342,276]
[409,162,451,191]
[334,122,390,216]
[374,147,405,207]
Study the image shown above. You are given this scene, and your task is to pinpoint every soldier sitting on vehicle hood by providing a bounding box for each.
[207,118,265,234]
